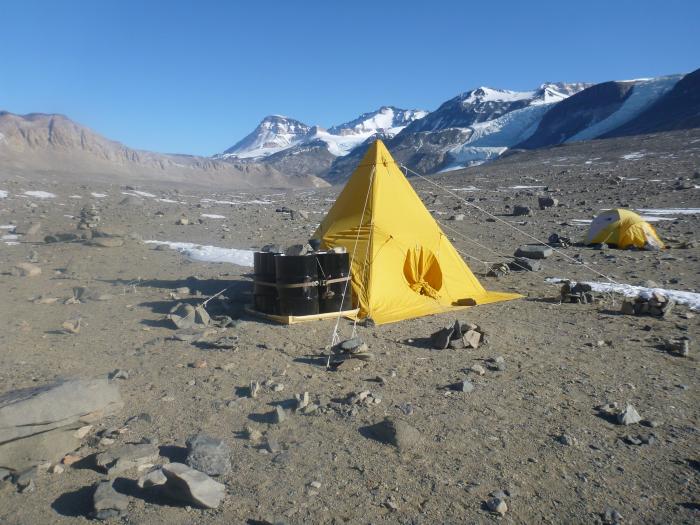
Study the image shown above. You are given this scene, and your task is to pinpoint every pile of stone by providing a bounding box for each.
[560,281,596,304]
[91,435,229,518]
[346,390,381,407]
[487,262,510,277]
[430,319,487,350]
[548,233,571,248]
[332,337,375,362]
[77,204,100,230]
[0,378,123,472]
[538,196,559,210]
[620,292,676,318]
[512,204,532,217]
[168,302,211,329]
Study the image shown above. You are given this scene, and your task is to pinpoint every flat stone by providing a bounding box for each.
[512,205,532,216]
[137,467,168,489]
[12,263,41,277]
[88,237,124,248]
[93,479,129,520]
[95,443,160,475]
[185,434,231,477]
[366,418,422,453]
[0,379,122,446]
[486,497,508,516]
[463,330,481,349]
[514,244,553,259]
[470,364,486,376]
[509,257,541,272]
[459,380,474,393]
[161,462,226,509]
[339,337,368,354]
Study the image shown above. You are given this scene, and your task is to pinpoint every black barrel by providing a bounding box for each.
[253,251,279,314]
[275,255,319,316]
[316,251,352,313]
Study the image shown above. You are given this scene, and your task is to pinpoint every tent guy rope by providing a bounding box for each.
[401,164,620,285]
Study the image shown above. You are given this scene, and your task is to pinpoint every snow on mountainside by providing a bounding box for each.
[220,106,426,160]
[221,115,312,159]
[565,75,682,142]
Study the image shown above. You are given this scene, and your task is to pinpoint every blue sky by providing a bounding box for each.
[1,1,698,156]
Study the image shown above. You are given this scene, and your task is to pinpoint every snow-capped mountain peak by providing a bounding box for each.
[329,106,428,136]
[220,106,427,160]
[221,115,312,159]
[463,87,533,104]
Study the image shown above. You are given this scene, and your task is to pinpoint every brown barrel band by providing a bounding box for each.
[253,276,350,289]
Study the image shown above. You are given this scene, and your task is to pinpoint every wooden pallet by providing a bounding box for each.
[244,305,360,325]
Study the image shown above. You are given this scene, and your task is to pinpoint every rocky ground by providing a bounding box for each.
[0,129,698,524]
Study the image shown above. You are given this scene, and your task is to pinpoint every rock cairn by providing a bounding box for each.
[620,291,676,318]
[77,204,100,230]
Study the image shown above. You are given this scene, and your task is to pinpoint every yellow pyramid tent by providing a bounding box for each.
[312,139,521,324]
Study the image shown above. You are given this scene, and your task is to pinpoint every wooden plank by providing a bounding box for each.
[244,305,359,325]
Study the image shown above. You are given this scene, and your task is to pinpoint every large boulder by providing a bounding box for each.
[0,378,122,470]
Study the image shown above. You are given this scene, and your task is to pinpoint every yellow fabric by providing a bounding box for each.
[585,208,664,249]
[312,139,521,324]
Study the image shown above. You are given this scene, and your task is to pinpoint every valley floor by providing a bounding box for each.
[0,129,698,524]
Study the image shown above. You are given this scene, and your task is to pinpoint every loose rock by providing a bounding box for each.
[160,462,226,509]
[185,434,231,477]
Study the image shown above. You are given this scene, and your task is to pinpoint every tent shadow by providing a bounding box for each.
[51,484,94,517]
[103,277,250,297]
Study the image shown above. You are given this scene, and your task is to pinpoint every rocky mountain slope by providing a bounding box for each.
[216,107,427,180]
[516,75,682,148]
[0,112,327,188]
[600,68,700,137]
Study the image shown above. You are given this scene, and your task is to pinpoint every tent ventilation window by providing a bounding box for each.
[403,247,443,299]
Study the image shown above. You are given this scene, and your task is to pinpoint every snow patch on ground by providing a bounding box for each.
[621,152,646,160]
[69,195,82,199]
[125,190,157,198]
[0,190,8,199]
[0,225,15,230]
[201,198,272,205]
[508,185,545,189]
[636,208,700,215]
[451,186,481,191]
[23,191,56,199]
[546,278,700,311]
[144,240,254,267]
[91,192,107,198]
[201,214,226,219]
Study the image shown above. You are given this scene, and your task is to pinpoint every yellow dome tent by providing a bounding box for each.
[584,209,664,250]
[312,139,521,324]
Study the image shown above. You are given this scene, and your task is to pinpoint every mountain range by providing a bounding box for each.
[0,112,328,188]
[1,67,698,187]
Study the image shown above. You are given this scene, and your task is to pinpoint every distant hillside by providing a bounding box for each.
[0,112,327,188]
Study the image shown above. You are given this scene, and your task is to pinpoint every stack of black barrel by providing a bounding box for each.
[253,250,352,316]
